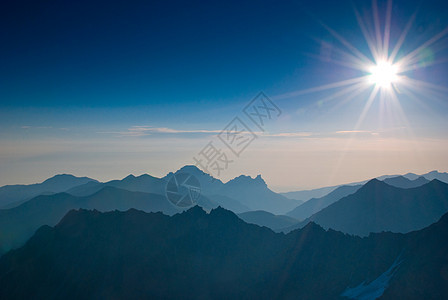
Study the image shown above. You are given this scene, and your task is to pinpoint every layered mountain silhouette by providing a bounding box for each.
[238,210,299,231]
[286,185,361,221]
[218,175,299,214]
[0,187,181,255]
[66,173,166,196]
[282,170,448,201]
[403,170,448,182]
[0,174,97,209]
[0,207,447,299]
[0,164,297,255]
[291,179,448,236]
[281,186,337,202]
[66,165,297,214]
[164,165,225,195]
[167,166,300,214]
[2,167,447,256]
[382,175,429,189]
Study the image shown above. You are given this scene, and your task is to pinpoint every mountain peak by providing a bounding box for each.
[38,174,98,193]
[359,178,389,191]
[181,205,206,217]
[428,179,445,186]
[46,174,75,180]
[123,174,136,180]
[43,174,95,184]
[227,174,267,187]
[255,174,266,184]
[178,165,207,175]
[210,206,239,219]
[365,178,383,186]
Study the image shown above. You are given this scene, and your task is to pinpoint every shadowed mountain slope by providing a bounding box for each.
[0,207,447,299]
[286,185,361,221]
[293,179,448,236]
[238,210,299,231]
[0,187,180,255]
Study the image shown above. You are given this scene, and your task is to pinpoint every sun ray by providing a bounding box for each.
[327,84,372,113]
[395,27,448,67]
[274,76,370,100]
[388,86,413,132]
[372,0,383,56]
[353,6,380,61]
[354,85,380,131]
[398,57,448,73]
[399,84,445,115]
[312,81,370,107]
[276,0,447,149]
[305,49,369,72]
[383,0,393,59]
[403,77,448,93]
[399,78,448,109]
[389,12,417,62]
[309,37,372,70]
[320,21,374,64]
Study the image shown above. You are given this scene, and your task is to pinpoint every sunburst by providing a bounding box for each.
[275,0,448,128]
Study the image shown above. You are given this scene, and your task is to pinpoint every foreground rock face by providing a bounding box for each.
[0,206,447,299]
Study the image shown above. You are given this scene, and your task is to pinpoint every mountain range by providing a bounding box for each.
[286,184,362,221]
[0,206,447,299]
[0,174,97,209]
[0,187,180,254]
[0,166,299,255]
[237,210,298,231]
[288,179,448,236]
[281,170,448,201]
[1,167,448,256]
[285,175,431,222]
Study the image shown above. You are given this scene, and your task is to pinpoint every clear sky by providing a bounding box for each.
[1,0,448,191]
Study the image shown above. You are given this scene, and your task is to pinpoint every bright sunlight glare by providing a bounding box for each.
[368,61,399,88]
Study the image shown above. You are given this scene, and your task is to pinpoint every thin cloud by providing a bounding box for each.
[99,126,313,138]
[98,126,225,137]
[21,126,53,129]
[262,132,313,137]
[133,126,223,134]
[336,130,374,134]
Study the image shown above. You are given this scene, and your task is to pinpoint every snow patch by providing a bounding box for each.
[341,256,402,300]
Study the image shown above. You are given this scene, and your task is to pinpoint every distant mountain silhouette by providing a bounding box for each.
[0,174,97,209]
[0,207,447,299]
[294,179,448,236]
[218,175,300,214]
[206,194,251,213]
[169,166,301,214]
[67,173,166,196]
[286,185,361,221]
[164,165,225,195]
[281,186,337,201]
[0,187,181,255]
[66,165,293,214]
[382,175,429,188]
[238,210,299,231]
[281,170,448,202]
[418,170,448,183]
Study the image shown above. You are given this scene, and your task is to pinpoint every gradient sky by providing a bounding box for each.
[1,0,448,191]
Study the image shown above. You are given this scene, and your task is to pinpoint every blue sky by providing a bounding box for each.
[1,0,448,190]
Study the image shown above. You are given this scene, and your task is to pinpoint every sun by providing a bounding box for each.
[368,60,399,88]
[275,0,448,127]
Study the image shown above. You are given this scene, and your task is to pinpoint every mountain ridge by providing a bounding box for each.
[289,179,448,236]
[0,206,447,299]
